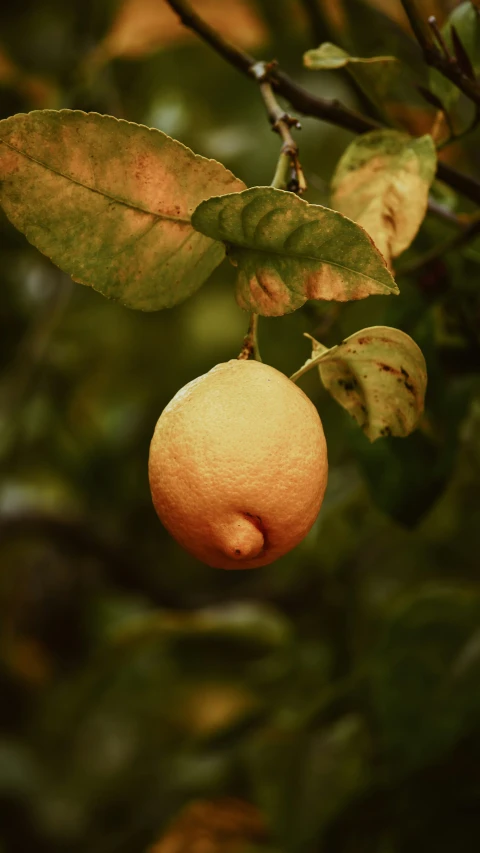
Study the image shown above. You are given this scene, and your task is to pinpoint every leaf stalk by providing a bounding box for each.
[238,313,262,362]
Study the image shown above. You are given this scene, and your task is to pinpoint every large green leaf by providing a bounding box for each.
[331,130,437,267]
[298,326,427,442]
[0,110,246,310]
[191,187,398,317]
[304,41,397,70]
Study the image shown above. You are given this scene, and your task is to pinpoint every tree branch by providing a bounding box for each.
[401,0,480,109]
[164,0,480,206]
[165,0,255,74]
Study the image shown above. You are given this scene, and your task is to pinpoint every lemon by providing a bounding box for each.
[149,359,328,569]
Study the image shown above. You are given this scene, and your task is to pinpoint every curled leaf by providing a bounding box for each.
[309,326,427,442]
[0,110,245,311]
[192,187,398,317]
[304,41,397,70]
[331,130,437,268]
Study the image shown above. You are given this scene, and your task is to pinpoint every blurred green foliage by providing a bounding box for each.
[1,1,480,851]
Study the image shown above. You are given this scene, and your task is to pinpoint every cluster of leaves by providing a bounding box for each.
[0,102,431,437]
[2,1,480,852]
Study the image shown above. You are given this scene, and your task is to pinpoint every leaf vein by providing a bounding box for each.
[0,137,192,225]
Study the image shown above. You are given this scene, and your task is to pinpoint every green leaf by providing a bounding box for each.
[429,2,480,110]
[191,187,398,317]
[304,41,397,70]
[331,130,437,266]
[308,326,427,442]
[0,109,246,311]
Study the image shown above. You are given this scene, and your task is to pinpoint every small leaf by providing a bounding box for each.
[304,41,397,70]
[0,110,246,311]
[331,130,437,267]
[310,326,427,442]
[191,187,398,317]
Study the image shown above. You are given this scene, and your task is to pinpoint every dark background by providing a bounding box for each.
[1,1,480,851]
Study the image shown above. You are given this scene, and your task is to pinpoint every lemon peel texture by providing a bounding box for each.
[149,359,328,569]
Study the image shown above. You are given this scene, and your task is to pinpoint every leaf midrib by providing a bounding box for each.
[228,241,396,289]
[0,136,192,225]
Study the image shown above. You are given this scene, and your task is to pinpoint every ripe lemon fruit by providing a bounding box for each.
[149,359,328,569]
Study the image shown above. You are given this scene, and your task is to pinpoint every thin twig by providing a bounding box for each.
[428,16,452,61]
[164,0,480,206]
[238,313,262,361]
[402,0,480,109]
[252,61,307,193]
[427,196,463,226]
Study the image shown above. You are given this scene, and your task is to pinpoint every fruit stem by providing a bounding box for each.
[238,313,262,361]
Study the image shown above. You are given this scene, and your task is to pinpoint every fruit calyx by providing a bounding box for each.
[213,512,267,563]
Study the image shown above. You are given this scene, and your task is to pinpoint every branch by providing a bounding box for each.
[401,0,480,109]
[165,0,255,74]
[238,313,261,361]
[253,61,307,193]
[163,0,480,206]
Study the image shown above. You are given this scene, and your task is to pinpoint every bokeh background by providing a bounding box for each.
[2,1,480,851]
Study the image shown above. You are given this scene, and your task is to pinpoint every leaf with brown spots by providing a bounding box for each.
[191,187,398,317]
[0,110,246,310]
[308,326,427,442]
[331,130,437,268]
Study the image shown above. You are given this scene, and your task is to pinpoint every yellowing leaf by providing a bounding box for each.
[331,130,437,267]
[97,0,266,61]
[309,326,427,442]
[0,110,245,311]
[191,187,398,317]
[304,41,396,70]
